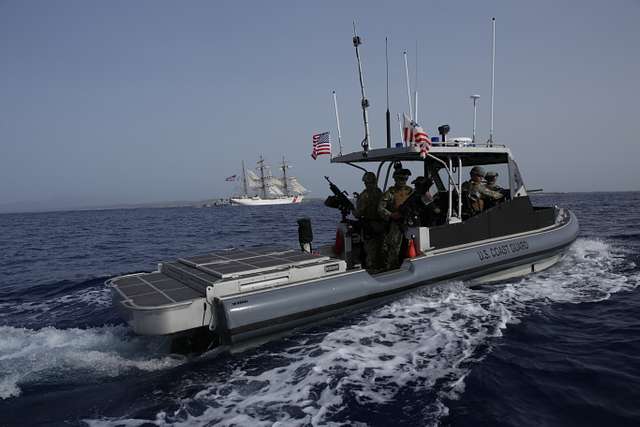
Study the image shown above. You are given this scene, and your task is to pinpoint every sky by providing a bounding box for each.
[1,0,639,212]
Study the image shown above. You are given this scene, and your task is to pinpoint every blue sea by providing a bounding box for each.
[1,193,639,426]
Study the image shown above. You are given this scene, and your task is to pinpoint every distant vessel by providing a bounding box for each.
[230,156,307,206]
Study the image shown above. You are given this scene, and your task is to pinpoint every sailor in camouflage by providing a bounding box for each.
[355,172,384,271]
[485,171,504,192]
[461,166,503,215]
[378,168,413,270]
[483,171,507,209]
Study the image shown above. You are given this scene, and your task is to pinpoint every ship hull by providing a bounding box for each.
[107,207,578,350]
[230,195,303,206]
[220,210,578,344]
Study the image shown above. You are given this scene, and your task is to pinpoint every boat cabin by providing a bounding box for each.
[327,141,556,268]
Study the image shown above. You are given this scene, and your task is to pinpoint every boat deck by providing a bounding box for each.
[110,272,203,308]
[110,246,334,309]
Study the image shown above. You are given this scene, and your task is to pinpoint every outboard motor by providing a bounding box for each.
[297,217,313,252]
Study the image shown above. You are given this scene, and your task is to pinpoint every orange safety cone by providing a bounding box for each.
[333,228,344,254]
[406,236,417,258]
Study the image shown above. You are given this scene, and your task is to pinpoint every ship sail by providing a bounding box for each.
[271,176,308,195]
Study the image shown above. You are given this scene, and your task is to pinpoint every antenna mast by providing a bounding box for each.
[488,17,496,146]
[414,40,418,123]
[332,91,343,156]
[386,37,391,148]
[353,21,371,151]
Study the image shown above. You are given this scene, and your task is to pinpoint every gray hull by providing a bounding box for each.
[219,209,578,343]
[108,208,578,346]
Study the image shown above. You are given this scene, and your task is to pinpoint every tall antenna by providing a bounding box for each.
[470,94,480,144]
[414,40,418,123]
[352,21,371,151]
[403,51,413,120]
[332,90,343,156]
[488,17,496,146]
[385,37,391,148]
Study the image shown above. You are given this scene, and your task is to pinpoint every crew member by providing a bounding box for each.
[402,176,441,227]
[378,168,413,270]
[484,171,506,209]
[485,171,504,192]
[461,166,503,215]
[355,172,384,272]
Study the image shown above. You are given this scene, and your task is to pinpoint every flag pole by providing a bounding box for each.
[397,113,404,147]
[403,51,413,121]
[332,90,343,156]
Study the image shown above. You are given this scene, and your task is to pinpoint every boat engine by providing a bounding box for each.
[297,217,313,252]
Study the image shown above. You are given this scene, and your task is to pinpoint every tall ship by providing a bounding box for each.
[230,156,307,206]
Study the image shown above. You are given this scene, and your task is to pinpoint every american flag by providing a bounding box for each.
[225,174,237,182]
[402,113,431,158]
[311,131,331,160]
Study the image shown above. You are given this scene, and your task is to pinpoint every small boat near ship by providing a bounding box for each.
[230,156,307,206]
[107,21,579,353]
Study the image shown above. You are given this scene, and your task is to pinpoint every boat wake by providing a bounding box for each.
[0,325,184,400]
[82,238,638,426]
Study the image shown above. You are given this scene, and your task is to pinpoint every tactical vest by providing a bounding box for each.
[392,185,413,209]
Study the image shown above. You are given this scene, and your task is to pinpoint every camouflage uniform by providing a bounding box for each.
[486,182,504,192]
[485,171,504,192]
[356,174,384,271]
[462,179,503,214]
[378,170,413,270]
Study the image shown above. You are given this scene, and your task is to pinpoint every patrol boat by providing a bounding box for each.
[107,139,578,351]
[107,22,578,352]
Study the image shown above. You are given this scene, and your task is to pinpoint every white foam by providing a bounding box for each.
[0,325,184,400]
[81,239,640,425]
[56,286,113,307]
[0,286,112,321]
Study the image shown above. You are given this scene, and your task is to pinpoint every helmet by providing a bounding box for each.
[362,172,377,183]
[393,168,412,179]
[411,176,433,189]
[485,171,498,180]
[470,166,486,177]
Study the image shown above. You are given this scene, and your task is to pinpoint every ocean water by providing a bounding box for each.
[0,193,638,426]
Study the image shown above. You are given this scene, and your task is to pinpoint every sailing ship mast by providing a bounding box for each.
[241,160,248,196]
[257,155,267,198]
[281,156,289,196]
